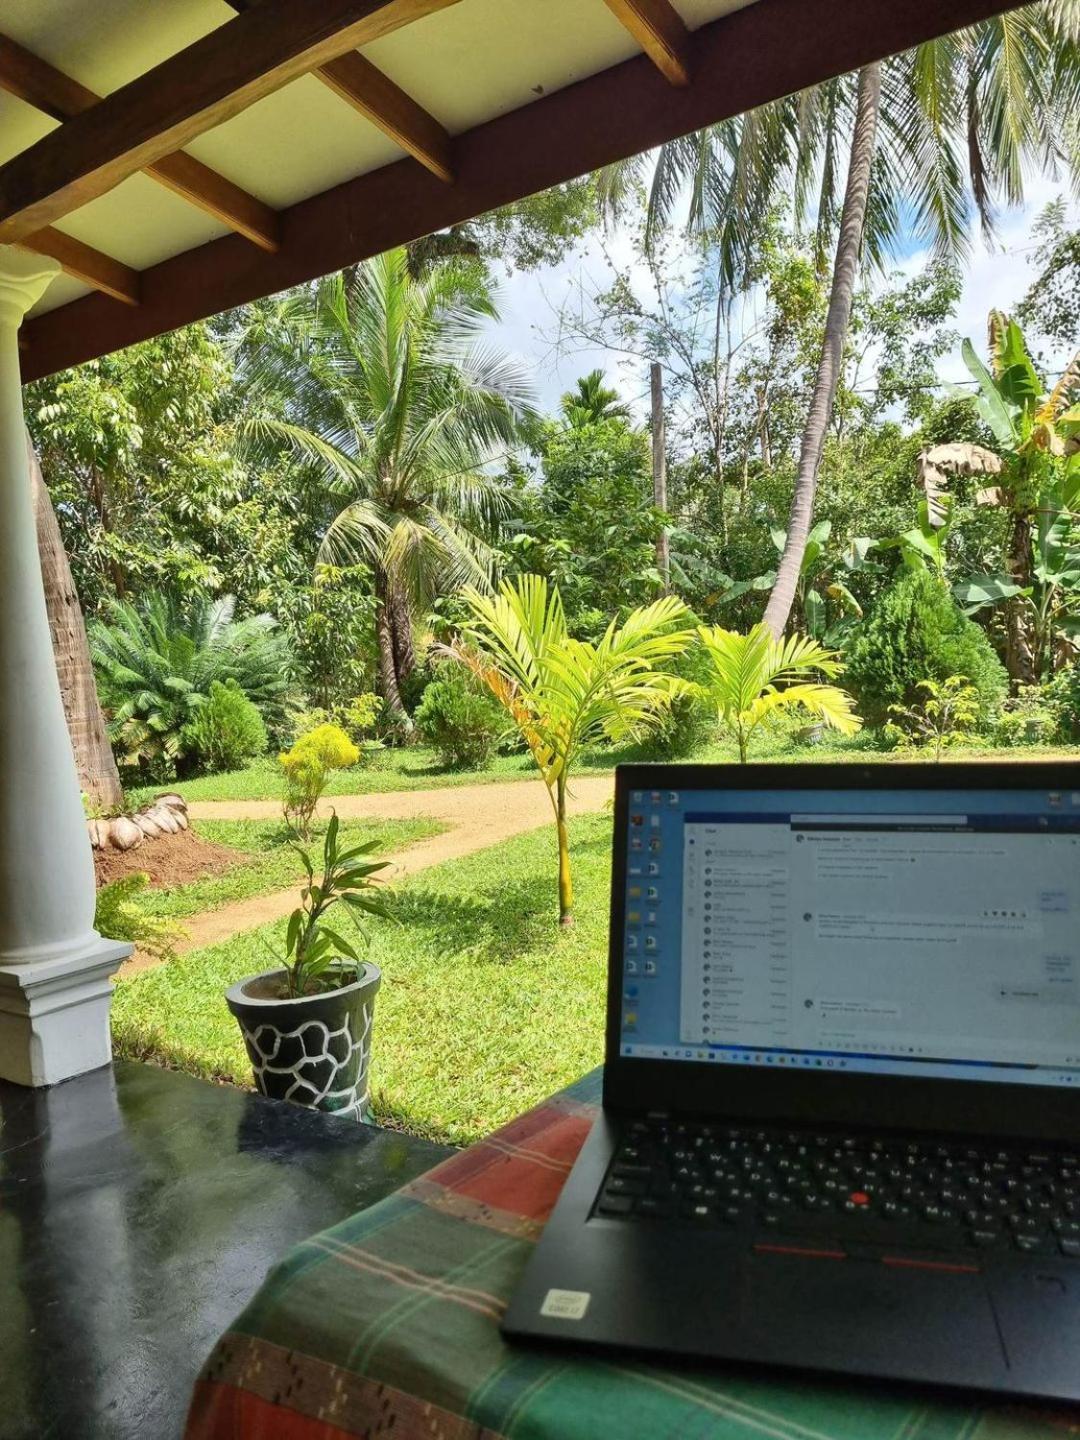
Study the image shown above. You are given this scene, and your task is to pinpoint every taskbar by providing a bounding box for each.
[619,1041,1080,1087]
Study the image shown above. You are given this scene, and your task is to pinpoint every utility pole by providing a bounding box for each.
[650,361,670,592]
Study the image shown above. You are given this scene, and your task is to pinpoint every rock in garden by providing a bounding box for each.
[109,816,144,851]
[86,818,109,849]
[135,814,163,839]
[155,792,188,814]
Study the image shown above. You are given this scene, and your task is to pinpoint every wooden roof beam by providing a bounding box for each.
[223,1,453,183]
[0,34,279,250]
[602,0,691,86]
[19,228,140,306]
[0,0,459,245]
[21,0,1025,382]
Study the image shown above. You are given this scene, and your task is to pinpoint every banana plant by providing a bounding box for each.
[717,519,863,644]
[874,496,957,577]
[954,508,1080,679]
[447,575,693,925]
[696,623,862,763]
[916,313,1080,681]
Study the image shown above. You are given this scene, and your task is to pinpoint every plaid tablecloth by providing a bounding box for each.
[186,1071,1078,1440]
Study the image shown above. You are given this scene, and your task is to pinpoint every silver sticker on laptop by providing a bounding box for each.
[540,1288,590,1320]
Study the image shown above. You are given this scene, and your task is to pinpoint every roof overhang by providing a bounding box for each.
[2,0,1020,384]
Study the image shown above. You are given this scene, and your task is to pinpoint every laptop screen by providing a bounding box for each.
[618,783,1080,1090]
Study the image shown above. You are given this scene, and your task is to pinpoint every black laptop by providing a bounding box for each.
[503,762,1080,1403]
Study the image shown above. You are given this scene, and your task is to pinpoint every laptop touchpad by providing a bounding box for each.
[739,1254,1007,1384]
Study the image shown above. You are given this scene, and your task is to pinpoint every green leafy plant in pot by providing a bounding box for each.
[225,815,389,1120]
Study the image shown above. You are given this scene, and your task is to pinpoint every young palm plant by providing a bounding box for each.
[235,249,533,725]
[696,623,862,763]
[447,575,692,925]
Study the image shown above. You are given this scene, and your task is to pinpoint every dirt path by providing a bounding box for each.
[118,776,614,979]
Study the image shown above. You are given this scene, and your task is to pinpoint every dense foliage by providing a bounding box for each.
[90,593,292,779]
[844,570,1008,728]
[181,680,268,775]
[414,668,505,770]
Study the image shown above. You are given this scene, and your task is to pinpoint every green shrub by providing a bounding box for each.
[635,645,715,760]
[291,692,381,748]
[95,874,185,964]
[1046,664,1080,742]
[182,680,268,773]
[884,675,980,759]
[279,723,360,837]
[844,570,1007,729]
[993,685,1061,748]
[415,668,504,769]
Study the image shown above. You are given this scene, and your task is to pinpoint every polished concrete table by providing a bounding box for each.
[0,1060,451,1440]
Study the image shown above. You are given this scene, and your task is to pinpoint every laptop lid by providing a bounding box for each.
[604,763,1080,1145]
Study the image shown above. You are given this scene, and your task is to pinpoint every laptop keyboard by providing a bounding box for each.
[594,1117,1080,1260]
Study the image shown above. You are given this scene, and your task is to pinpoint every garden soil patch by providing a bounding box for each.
[95,828,241,891]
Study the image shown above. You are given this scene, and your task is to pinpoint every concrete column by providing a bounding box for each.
[0,246,129,1087]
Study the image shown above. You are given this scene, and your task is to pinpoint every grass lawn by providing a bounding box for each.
[142,815,445,922]
[129,731,1080,806]
[113,814,612,1146]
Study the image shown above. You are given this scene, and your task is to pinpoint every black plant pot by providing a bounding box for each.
[225,962,381,1122]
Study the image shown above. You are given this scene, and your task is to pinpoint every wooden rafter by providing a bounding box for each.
[0,34,279,250]
[21,0,1024,382]
[223,0,453,183]
[20,228,140,307]
[602,0,691,86]
[0,0,458,245]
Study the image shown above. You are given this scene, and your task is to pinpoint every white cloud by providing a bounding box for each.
[489,175,1077,423]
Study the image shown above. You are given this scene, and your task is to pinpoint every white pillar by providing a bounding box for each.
[0,246,129,1087]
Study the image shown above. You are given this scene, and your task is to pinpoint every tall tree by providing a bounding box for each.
[29,435,123,809]
[237,250,532,724]
[605,3,1080,634]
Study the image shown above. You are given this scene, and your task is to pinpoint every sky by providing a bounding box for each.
[487,171,1075,426]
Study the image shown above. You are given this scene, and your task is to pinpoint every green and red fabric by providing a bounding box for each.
[186,1072,1078,1439]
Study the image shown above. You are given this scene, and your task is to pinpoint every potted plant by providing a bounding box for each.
[225,815,389,1121]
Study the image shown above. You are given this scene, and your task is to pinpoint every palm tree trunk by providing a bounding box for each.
[389,579,416,690]
[29,434,124,810]
[763,63,882,637]
[555,774,573,926]
[374,566,410,725]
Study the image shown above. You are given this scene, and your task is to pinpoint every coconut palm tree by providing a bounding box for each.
[447,575,692,924]
[604,3,1080,636]
[696,623,862,763]
[237,249,533,724]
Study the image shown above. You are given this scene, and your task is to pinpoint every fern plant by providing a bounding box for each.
[696,623,862,763]
[94,873,186,964]
[90,592,292,774]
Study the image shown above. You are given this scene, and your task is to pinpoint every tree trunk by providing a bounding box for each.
[1004,511,1036,686]
[29,433,124,810]
[388,577,416,690]
[763,63,882,638]
[373,566,410,726]
[555,774,573,925]
[650,361,670,591]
